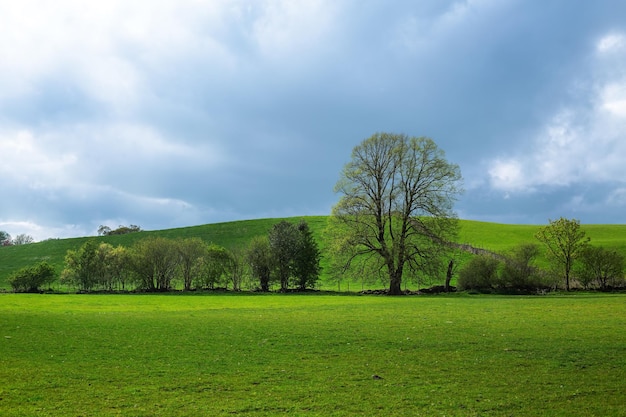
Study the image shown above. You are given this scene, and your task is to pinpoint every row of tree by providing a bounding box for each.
[7,219,321,293]
[458,218,625,292]
[4,133,625,294]
[0,231,34,246]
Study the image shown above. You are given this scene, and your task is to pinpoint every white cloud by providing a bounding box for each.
[596,33,626,53]
[487,30,626,196]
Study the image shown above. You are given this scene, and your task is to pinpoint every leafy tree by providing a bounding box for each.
[8,261,56,292]
[577,246,624,290]
[500,243,544,290]
[247,236,273,291]
[176,238,209,291]
[0,231,12,246]
[13,234,34,245]
[130,237,178,291]
[98,224,142,236]
[61,240,100,291]
[226,248,248,291]
[293,220,322,290]
[268,220,300,291]
[195,244,231,289]
[109,245,132,291]
[332,133,462,295]
[457,255,500,291]
[535,217,589,291]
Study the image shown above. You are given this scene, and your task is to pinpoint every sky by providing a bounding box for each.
[1,0,626,241]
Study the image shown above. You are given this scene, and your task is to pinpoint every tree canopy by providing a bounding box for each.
[331,133,462,294]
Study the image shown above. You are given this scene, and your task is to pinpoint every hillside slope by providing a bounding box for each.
[1,217,624,289]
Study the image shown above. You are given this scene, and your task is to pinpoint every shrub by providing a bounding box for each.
[457,255,500,291]
[500,243,545,290]
[8,262,56,292]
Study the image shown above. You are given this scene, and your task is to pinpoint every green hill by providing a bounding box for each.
[1,217,625,290]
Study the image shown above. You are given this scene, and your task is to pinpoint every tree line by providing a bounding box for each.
[7,219,321,293]
[457,218,625,292]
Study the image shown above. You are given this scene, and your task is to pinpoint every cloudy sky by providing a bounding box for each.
[1,0,626,241]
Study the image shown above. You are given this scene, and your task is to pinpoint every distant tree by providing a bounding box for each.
[247,236,273,291]
[13,234,34,245]
[226,248,248,291]
[500,243,544,290]
[195,244,231,290]
[0,231,12,246]
[61,240,100,291]
[577,246,624,290]
[293,220,322,290]
[331,133,462,295]
[535,218,589,291]
[130,237,178,291]
[8,261,56,292]
[268,220,300,292]
[109,245,132,291]
[97,225,112,236]
[98,224,142,236]
[457,255,500,291]
[176,238,209,291]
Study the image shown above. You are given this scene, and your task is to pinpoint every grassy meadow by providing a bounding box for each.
[1,216,625,291]
[1,293,624,416]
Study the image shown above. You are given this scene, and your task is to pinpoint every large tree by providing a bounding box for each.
[535,217,589,291]
[332,133,462,295]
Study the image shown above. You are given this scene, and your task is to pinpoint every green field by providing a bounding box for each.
[1,293,624,416]
[1,217,625,290]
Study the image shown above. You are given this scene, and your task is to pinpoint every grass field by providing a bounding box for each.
[1,293,624,416]
[1,217,625,290]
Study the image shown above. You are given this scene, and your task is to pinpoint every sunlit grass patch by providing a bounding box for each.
[1,293,624,416]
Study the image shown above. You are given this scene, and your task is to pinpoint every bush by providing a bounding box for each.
[457,255,500,291]
[8,262,56,292]
[500,244,545,290]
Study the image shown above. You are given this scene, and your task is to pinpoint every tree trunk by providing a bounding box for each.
[388,267,403,295]
[445,259,454,292]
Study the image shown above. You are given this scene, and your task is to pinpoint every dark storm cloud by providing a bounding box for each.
[1,1,626,241]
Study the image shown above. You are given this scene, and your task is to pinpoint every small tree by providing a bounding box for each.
[129,237,179,291]
[535,217,589,291]
[176,238,209,291]
[0,231,12,246]
[61,240,100,291]
[577,246,624,290]
[8,262,56,292]
[247,236,273,291]
[457,255,500,291]
[268,220,300,292]
[195,244,231,289]
[500,243,543,290]
[13,234,34,245]
[293,220,322,290]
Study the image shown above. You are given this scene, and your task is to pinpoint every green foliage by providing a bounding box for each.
[457,255,500,291]
[246,236,273,291]
[500,243,545,290]
[577,246,625,289]
[536,217,590,291]
[332,132,462,294]
[293,220,322,290]
[175,237,209,291]
[194,244,231,290]
[268,220,299,291]
[7,261,56,292]
[61,240,100,291]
